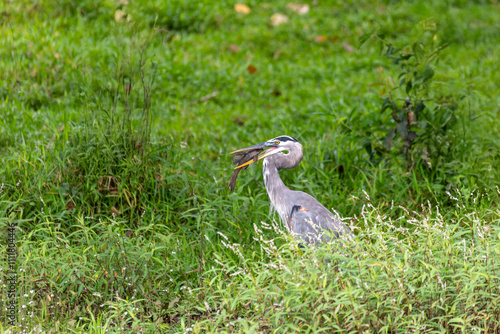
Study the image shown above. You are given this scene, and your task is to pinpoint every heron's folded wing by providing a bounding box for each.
[289,205,350,243]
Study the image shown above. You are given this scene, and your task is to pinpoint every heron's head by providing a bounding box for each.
[230,135,302,170]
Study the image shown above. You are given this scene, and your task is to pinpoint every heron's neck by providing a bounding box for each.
[263,159,292,223]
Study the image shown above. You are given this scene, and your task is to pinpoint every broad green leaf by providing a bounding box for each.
[422,65,435,81]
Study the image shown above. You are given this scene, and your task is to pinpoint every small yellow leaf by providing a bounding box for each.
[271,13,289,26]
[287,3,310,15]
[314,35,327,43]
[47,294,51,301]
[114,10,126,22]
[234,3,251,14]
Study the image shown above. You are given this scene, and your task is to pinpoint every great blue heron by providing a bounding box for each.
[230,135,353,244]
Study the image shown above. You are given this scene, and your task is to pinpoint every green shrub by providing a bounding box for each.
[4,195,498,332]
[195,201,500,332]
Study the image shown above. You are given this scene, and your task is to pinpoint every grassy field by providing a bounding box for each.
[1,0,500,332]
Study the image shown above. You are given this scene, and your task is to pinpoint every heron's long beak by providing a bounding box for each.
[229,142,268,155]
[230,142,285,170]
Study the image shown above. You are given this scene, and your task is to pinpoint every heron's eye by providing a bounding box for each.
[274,140,280,145]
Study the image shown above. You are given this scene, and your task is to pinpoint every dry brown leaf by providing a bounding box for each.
[271,89,281,97]
[409,111,415,125]
[234,3,251,14]
[228,44,240,52]
[247,65,257,74]
[232,116,248,126]
[287,3,310,15]
[169,297,181,309]
[200,91,217,102]
[314,35,327,43]
[111,206,122,215]
[271,13,289,26]
[342,42,355,53]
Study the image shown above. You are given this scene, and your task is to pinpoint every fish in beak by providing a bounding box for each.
[228,141,285,192]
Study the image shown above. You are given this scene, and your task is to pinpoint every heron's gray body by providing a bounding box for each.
[262,140,351,243]
[230,135,352,244]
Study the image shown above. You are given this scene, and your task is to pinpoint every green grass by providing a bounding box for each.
[1,0,500,332]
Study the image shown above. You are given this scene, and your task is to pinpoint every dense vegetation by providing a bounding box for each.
[1,0,500,332]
